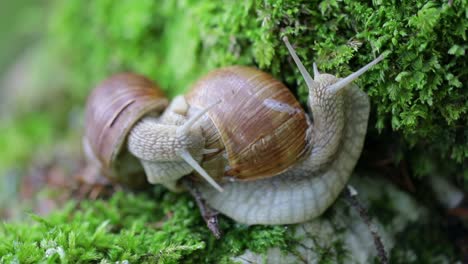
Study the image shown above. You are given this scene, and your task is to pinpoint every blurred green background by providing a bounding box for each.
[0,0,48,165]
[0,0,56,216]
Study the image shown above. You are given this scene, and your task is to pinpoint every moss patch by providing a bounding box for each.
[1,0,466,181]
[47,0,467,179]
[0,190,294,263]
[1,178,459,263]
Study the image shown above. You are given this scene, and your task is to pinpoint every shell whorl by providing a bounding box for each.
[84,73,168,186]
[185,66,310,181]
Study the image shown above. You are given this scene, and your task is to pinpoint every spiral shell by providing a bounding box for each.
[186,66,310,181]
[84,73,168,186]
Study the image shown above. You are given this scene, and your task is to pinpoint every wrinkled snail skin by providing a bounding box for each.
[127,97,205,191]
[125,37,382,224]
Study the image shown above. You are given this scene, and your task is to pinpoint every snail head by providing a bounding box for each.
[282,36,383,106]
[127,97,224,192]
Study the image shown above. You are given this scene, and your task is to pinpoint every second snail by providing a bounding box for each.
[84,37,383,229]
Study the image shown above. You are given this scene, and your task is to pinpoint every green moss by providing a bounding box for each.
[0,190,291,263]
[46,0,467,180]
[2,177,460,263]
[1,0,467,180]
[0,114,53,170]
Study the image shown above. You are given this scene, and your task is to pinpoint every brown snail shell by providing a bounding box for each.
[84,73,168,187]
[185,66,310,181]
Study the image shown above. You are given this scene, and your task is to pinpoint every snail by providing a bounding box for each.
[83,73,168,188]
[124,37,384,225]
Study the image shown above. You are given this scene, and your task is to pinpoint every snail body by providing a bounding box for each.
[125,37,383,224]
[197,75,369,224]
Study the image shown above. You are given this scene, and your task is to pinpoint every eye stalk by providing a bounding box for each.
[283,36,317,89]
[283,36,384,94]
[175,99,224,192]
[178,149,223,192]
[327,54,384,93]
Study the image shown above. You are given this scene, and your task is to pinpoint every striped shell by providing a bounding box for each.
[185,66,310,181]
[84,73,168,187]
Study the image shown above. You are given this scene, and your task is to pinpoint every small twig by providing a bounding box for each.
[182,178,222,239]
[343,185,388,264]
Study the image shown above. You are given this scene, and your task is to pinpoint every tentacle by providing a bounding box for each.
[179,150,224,192]
[328,55,384,93]
[313,63,320,78]
[283,37,318,89]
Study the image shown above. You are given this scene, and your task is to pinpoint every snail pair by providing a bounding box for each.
[84,37,383,226]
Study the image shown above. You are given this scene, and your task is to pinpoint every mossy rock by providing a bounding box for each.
[49,0,467,181]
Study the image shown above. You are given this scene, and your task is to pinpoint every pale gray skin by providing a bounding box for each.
[127,38,383,224]
[128,96,223,191]
[128,105,203,191]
